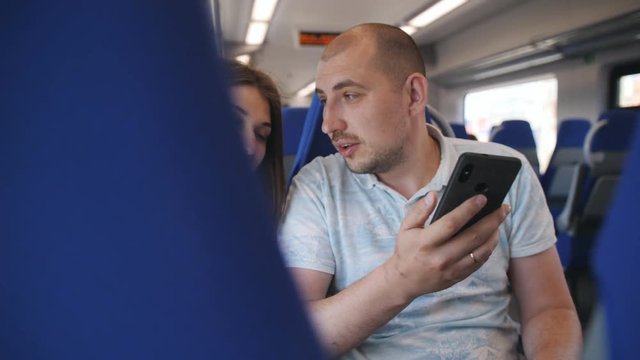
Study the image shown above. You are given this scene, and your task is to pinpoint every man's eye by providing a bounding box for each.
[344,93,358,101]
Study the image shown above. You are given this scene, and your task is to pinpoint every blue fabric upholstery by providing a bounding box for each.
[490,120,540,174]
[0,2,325,359]
[289,95,335,182]
[450,123,470,139]
[283,107,308,156]
[555,118,591,148]
[556,110,638,269]
[598,108,639,123]
[541,118,590,218]
[282,107,308,179]
[590,109,639,153]
[594,116,640,360]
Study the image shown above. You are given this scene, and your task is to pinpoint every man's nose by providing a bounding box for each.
[321,99,346,135]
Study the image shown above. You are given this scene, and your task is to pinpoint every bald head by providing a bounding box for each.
[321,23,426,88]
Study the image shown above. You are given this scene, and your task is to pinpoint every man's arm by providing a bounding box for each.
[509,247,583,360]
[291,192,509,356]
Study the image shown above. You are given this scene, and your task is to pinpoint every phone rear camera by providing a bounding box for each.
[458,164,474,183]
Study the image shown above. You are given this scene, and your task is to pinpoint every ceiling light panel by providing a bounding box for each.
[409,0,468,28]
[251,0,279,22]
[245,22,269,45]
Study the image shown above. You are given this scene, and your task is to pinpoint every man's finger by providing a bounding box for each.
[445,203,511,265]
[400,192,437,231]
[427,194,487,241]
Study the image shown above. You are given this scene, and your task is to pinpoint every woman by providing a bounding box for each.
[227,60,286,221]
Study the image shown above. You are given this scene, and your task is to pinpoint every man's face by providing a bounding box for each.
[316,43,411,174]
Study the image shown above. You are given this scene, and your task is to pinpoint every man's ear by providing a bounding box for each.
[405,73,428,116]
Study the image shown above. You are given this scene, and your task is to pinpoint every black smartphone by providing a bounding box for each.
[430,152,521,232]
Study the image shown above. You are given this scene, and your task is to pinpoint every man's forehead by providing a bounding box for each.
[316,46,375,87]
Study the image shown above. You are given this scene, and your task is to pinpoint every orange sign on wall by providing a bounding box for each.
[298,31,340,46]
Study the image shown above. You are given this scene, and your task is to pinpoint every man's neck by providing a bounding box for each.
[376,131,441,199]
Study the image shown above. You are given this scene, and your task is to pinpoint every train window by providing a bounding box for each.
[608,62,640,109]
[463,76,558,173]
[617,73,640,108]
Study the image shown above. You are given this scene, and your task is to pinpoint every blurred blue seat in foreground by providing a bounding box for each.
[592,112,640,360]
[0,1,325,359]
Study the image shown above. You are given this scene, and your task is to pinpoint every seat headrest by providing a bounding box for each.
[556,118,591,148]
[584,110,639,175]
[490,120,537,148]
[425,105,455,138]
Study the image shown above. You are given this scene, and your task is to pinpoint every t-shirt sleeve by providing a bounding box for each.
[504,155,557,258]
[278,162,336,275]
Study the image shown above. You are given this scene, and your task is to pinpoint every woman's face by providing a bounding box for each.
[231,85,272,168]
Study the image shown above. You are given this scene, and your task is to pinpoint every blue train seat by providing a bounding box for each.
[282,107,308,179]
[556,109,638,270]
[450,123,471,139]
[593,113,640,360]
[490,120,540,174]
[425,105,456,138]
[541,118,591,218]
[289,95,336,182]
[0,2,325,359]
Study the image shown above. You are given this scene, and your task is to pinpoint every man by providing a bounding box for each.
[279,23,581,359]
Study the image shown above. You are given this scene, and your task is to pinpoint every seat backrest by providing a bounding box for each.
[0,2,325,359]
[541,118,590,211]
[586,109,639,177]
[282,107,308,179]
[289,95,336,182]
[579,110,638,220]
[557,110,638,269]
[594,113,640,360]
[490,119,540,174]
[598,108,639,123]
[450,123,470,139]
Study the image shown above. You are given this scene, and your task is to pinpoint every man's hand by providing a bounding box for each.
[289,191,510,356]
[385,192,510,302]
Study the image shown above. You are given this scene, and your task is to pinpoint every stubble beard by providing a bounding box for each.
[346,140,407,174]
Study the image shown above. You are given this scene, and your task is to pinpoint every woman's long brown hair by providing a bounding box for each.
[227,60,286,222]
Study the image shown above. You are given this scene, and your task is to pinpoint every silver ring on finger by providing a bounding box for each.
[469,252,479,264]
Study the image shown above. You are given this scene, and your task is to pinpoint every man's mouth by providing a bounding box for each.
[333,140,359,156]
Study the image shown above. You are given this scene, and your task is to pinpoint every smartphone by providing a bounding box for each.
[430,152,521,232]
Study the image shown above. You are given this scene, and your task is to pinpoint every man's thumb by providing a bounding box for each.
[400,191,437,231]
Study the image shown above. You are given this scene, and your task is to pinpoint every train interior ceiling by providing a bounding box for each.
[221,0,640,121]
[219,0,640,355]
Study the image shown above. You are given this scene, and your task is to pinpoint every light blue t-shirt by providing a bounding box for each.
[279,125,556,359]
